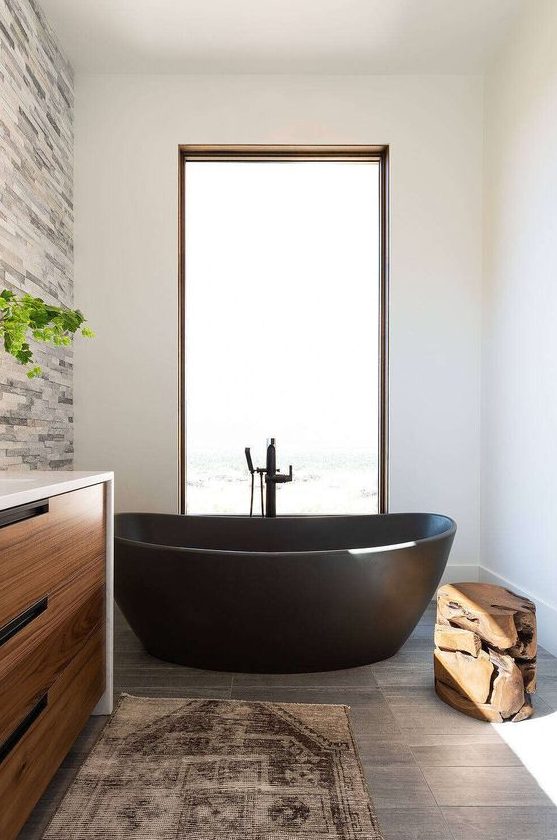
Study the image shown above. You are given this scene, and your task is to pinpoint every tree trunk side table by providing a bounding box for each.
[434,582,536,722]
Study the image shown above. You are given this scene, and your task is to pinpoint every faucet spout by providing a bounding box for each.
[244,438,293,517]
[265,438,293,518]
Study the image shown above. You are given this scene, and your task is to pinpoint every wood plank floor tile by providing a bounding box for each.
[356,737,416,765]
[372,666,434,688]
[443,806,557,840]
[382,686,504,735]
[423,765,553,807]
[363,762,436,809]
[409,737,521,767]
[348,701,405,741]
[537,676,557,710]
[232,664,379,688]
[114,663,233,688]
[376,806,456,840]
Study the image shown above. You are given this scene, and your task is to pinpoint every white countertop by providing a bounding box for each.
[0,470,114,510]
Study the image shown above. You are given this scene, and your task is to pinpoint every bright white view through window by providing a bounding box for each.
[184,160,380,515]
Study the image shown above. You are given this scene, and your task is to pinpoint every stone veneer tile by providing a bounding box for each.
[0,0,74,469]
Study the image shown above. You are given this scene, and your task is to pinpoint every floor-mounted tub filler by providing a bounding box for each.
[114,511,455,673]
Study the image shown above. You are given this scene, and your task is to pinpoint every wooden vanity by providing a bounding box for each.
[0,472,113,840]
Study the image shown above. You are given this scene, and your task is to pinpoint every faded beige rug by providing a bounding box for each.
[43,695,383,839]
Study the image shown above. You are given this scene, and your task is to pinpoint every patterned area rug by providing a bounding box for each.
[43,694,383,839]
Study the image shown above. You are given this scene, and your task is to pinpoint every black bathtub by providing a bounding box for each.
[114,513,456,673]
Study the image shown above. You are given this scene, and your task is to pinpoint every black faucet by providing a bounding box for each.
[244,438,293,517]
[264,438,293,517]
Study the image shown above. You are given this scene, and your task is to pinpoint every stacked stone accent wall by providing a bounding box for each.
[0,0,74,470]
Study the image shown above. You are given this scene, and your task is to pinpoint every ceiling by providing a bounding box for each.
[40,0,525,75]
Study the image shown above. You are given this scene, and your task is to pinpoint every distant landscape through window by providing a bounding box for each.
[184,158,381,515]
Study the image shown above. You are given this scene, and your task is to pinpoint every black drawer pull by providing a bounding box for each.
[0,597,48,648]
[0,694,48,764]
[0,498,49,529]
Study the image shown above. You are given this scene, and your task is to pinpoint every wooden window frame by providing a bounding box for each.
[178,145,390,515]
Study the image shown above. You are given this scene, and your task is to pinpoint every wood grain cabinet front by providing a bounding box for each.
[0,572,104,745]
[0,630,104,840]
[0,482,108,840]
[0,483,105,630]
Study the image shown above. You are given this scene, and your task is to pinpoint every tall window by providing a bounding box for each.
[180,148,388,516]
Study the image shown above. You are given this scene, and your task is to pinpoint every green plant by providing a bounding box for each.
[0,289,94,378]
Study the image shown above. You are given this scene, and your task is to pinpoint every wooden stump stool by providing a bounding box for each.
[434,582,536,722]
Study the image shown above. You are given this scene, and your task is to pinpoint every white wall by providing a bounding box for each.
[481,1,557,652]
[74,74,483,571]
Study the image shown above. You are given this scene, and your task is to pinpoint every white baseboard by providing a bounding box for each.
[480,565,557,658]
[439,564,480,586]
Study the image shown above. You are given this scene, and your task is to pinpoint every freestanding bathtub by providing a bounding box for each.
[114,513,455,673]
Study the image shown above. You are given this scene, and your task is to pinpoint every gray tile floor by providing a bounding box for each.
[21,602,557,839]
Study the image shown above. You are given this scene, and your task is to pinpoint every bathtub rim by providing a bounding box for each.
[114,511,457,557]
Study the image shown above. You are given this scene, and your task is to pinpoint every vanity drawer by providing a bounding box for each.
[0,483,105,629]
[0,570,104,744]
[0,629,104,840]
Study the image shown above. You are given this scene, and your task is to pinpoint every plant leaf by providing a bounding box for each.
[0,289,94,375]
